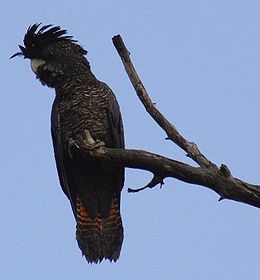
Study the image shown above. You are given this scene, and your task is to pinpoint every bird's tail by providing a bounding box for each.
[75,197,123,263]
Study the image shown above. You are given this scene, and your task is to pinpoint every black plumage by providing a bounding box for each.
[12,24,125,263]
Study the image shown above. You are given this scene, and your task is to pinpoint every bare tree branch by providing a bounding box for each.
[70,34,260,210]
[112,35,215,169]
[70,131,260,208]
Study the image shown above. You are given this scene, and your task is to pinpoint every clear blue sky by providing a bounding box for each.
[2,1,260,279]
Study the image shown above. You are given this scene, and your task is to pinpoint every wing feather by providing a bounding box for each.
[51,97,77,218]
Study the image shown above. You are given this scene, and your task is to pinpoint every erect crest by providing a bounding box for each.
[11,23,87,59]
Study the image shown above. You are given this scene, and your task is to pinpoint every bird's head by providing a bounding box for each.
[11,23,91,88]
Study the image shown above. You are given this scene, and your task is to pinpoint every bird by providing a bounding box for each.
[11,23,125,263]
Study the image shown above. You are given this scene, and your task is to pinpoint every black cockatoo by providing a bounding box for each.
[11,24,124,263]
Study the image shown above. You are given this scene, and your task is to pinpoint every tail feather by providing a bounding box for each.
[76,197,123,263]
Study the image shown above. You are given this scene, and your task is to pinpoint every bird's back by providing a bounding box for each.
[51,78,125,263]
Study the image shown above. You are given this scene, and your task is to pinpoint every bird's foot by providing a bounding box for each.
[68,130,105,159]
[81,130,105,150]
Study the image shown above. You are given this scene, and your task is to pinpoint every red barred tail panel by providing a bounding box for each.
[76,197,123,263]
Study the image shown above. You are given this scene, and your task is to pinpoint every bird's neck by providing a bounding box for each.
[54,72,97,97]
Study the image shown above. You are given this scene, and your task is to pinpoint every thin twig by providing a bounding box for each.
[112,35,215,169]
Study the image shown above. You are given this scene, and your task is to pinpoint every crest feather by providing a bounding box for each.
[11,23,87,59]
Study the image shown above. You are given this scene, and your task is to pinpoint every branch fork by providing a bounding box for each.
[69,35,260,209]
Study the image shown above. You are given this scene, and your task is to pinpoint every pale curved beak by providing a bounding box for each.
[30,58,46,74]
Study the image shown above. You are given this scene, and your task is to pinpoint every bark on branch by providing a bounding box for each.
[70,131,260,208]
[112,35,215,169]
[71,35,260,209]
